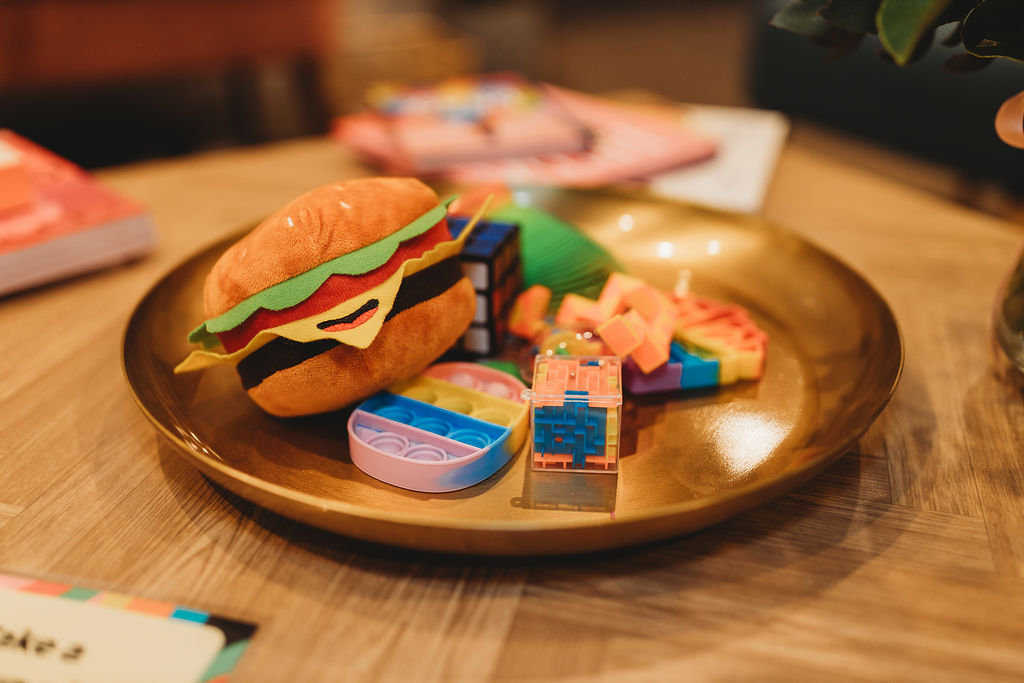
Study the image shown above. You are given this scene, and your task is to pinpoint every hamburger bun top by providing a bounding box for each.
[204,177,442,319]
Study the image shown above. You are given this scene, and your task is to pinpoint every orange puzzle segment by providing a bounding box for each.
[674,293,731,327]
[618,310,668,374]
[630,328,671,374]
[532,451,616,469]
[509,284,551,339]
[622,283,672,321]
[597,271,647,318]
[555,293,605,328]
[595,313,643,356]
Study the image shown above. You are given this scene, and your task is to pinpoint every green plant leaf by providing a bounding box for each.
[771,0,831,37]
[877,0,953,64]
[822,0,881,34]
[963,0,1024,61]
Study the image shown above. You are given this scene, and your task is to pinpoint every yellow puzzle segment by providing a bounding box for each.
[604,408,619,466]
[388,374,529,448]
[675,330,740,385]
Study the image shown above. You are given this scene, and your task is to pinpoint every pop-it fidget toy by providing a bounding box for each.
[347,362,529,492]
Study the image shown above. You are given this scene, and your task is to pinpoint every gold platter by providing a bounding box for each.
[123,189,902,556]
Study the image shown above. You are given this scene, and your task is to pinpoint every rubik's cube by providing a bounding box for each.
[529,355,622,473]
[449,215,522,355]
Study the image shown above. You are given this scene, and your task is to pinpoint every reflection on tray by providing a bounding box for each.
[514,467,618,513]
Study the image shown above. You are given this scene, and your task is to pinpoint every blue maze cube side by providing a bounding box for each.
[533,401,608,469]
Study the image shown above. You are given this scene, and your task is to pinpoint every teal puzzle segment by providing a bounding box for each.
[673,342,720,389]
[360,392,505,446]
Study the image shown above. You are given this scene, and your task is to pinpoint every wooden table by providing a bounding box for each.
[3,137,1024,680]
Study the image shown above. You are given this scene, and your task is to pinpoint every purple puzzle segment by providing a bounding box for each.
[622,356,682,394]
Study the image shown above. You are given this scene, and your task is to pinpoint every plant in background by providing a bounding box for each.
[773,0,1024,378]
[771,0,1024,144]
[771,0,1023,67]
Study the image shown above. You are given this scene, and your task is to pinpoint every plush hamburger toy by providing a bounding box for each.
[176,177,480,417]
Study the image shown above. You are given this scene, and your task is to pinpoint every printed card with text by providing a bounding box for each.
[0,573,256,683]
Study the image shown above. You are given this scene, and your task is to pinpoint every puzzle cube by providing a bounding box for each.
[449,215,522,355]
[528,355,622,473]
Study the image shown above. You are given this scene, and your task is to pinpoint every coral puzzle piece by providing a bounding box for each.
[554,292,605,328]
[590,273,679,375]
[595,313,643,356]
[596,271,647,318]
[509,284,551,339]
[673,296,767,383]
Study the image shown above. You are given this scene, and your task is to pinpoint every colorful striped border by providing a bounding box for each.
[0,572,256,682]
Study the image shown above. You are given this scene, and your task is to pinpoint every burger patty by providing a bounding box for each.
[236,255,466,390]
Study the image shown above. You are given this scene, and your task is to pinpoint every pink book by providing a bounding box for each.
[332,82,717,187]
[0,130,155,296]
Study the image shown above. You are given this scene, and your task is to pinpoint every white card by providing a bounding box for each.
[0,586,235,683]
[647,105,789,214]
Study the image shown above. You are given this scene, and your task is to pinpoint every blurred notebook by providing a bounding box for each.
[0,130,155,297]
[364,74,594,173]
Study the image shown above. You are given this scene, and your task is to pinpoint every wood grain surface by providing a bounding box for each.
[3,137,1024,681]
